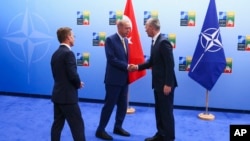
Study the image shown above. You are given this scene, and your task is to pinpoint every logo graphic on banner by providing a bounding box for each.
[219,11,235,27]
[180,56,231,73]
[77,52,90,66]
[179,56,192,71]
[3,9,53,83]
[166,34,176,48]
[180,11,196,26]
[77,11,90,25]
[188,0,226,91]
[124,0,146,84]
[224,58,232,73]
[92,32,106,46]
[143,11,158,25]
[109,10,123,25]
[162,33,176,48]
[238,35,250,51]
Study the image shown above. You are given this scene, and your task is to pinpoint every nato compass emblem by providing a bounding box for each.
[3,9,53,83]
[191,28,223,72]
[200,28,223,52]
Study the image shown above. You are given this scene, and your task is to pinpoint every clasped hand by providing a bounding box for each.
[128,64,138,72]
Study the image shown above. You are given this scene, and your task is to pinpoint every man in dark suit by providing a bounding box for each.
[95,18,132,140]
[50,27,86,141]
[132,18,177,141]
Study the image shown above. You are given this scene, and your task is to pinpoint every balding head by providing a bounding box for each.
[117,17,131,38]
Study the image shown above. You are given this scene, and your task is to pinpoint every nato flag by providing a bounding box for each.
[188,0,226,91]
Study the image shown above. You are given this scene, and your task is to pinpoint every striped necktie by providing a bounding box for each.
[121,38,127,53]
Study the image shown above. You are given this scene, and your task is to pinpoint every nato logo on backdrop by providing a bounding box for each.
[109,11,123,25]
[77,52,90,66]
[162,33,176,49]
[166,34,176,48]
[179,56,232,73]
[225,58,232,73]
[179,56,192,71]
[3,9,53,83]
[92,32,106,46]
[219,11,235,27]
[143,11,158,25]
[238,35,250,51]
[77,11,90,25]
[180,11,196,26]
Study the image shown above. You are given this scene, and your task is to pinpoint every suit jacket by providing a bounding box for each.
[139,34,177,91]
[51,45,81,104]
[104,33,129,86]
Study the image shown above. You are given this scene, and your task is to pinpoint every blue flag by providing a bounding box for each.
[188,0,226,91]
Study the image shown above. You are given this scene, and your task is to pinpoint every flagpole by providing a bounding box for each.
[198,90,215,120]
[124,0,146,114]
[126,90,135,114]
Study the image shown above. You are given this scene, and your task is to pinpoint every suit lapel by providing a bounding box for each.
[115,34,127,55]
[154,34,162,47]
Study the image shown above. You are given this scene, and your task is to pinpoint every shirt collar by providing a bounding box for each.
[152,32,160,45]
[60,43,71,50]
[117,32,125,41]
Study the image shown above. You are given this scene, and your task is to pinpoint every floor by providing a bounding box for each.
[0,95,250,141]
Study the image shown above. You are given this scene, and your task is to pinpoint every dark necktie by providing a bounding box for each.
[151,40,154,47]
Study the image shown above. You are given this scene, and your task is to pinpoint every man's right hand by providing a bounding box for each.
[80,81,84,88]
[128,64,138,72]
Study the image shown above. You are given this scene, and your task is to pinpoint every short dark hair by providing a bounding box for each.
[57,27,72,43]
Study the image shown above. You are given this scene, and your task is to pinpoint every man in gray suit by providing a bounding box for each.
[50,27,85,141]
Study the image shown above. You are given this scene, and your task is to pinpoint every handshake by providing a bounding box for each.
[128,64,138,72]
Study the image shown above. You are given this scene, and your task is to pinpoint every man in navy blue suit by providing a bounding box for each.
[131,18,177,141]
[50,27,86,141]
[95,18,132,140]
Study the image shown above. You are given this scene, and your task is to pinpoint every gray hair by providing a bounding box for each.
[147,18,160,31]
[117,16,131,27]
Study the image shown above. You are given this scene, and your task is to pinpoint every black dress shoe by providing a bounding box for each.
[113,128,130,136]
[95,130,113,140]
[144,134,163,141]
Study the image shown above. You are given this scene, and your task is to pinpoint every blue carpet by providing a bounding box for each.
[0,95,250,141]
